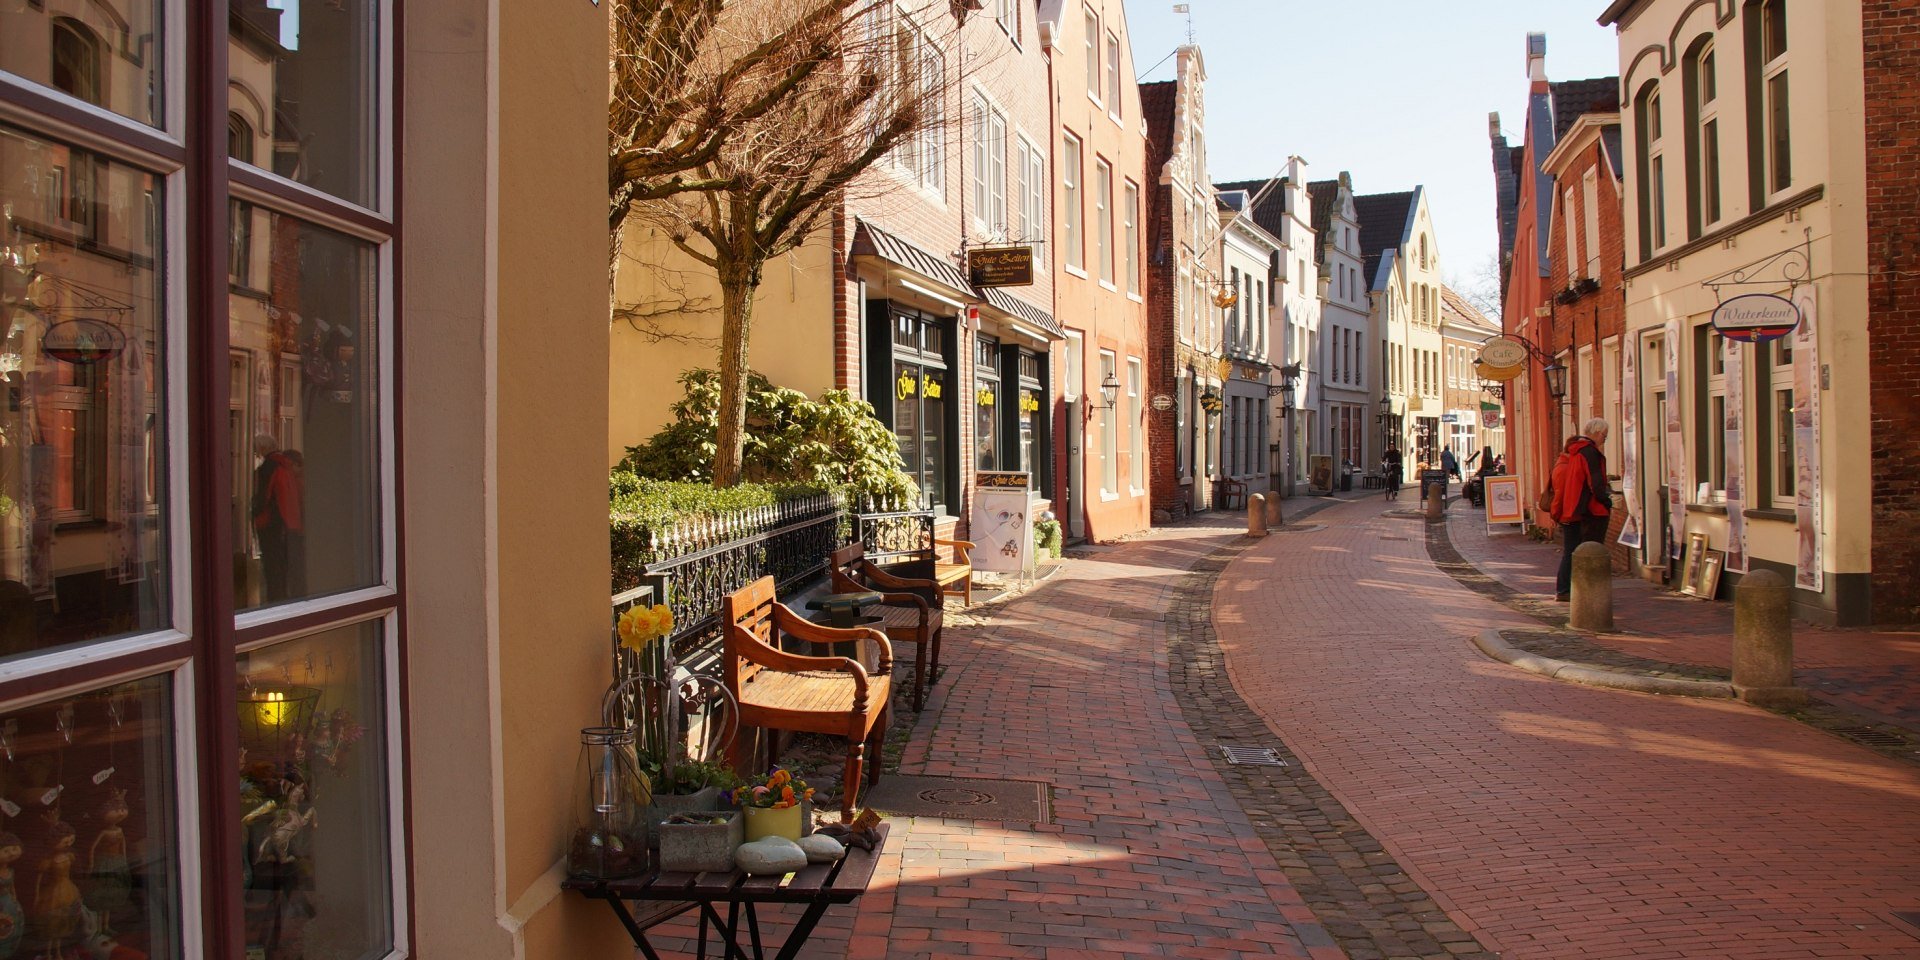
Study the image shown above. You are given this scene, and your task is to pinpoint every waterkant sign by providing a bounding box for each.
[968,247,1035,287]
[1711,293,1800,343]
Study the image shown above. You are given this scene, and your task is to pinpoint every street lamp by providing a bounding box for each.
[1266,362,1301,411]
[1099,372,1121,409]
[1374,393,1394,424]
[1541,360,1569,403]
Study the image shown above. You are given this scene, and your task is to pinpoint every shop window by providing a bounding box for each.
[1016,350,1044,489]
[1755,337,1795,508]
[238,620,396,960]
[1693,324,1727,501]
[0,674,183,958]
[1098,351,1116,495]
[889,311,951,513]
[231,213,383,612]
[974,336,999,472]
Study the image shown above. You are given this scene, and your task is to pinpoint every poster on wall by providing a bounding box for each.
[1723,338,1748,572]
[1791,285,1823,591]
[1664,317,1688,562]
[1484,475,1525,529]
[1617,336,1643,550]
[970,472,1034,576]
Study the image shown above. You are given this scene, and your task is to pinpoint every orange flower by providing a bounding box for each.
[780,785,795,804]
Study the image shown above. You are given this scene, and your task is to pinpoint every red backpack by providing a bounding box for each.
[1546,442,1606,524]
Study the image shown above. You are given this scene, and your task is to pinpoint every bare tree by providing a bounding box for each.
[1446,253,1505,325]
[636,0,958,486]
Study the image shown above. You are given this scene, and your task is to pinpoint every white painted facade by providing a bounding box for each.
[1316,173,1373,486]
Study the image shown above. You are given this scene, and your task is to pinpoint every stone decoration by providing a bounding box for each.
[796,834,844,864]
[733,836,806,876]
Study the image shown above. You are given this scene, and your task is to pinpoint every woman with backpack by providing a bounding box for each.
[1546,418,1611,602]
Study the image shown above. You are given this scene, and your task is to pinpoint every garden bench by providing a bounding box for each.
[929,536,975,606]
[827,543,943,712]
[722,576,892,818]
[1216,476,1248,509]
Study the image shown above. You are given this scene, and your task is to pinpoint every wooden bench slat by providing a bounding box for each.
[738,873,786,894]
[648,871,700,895]
[783,862,834,893]
[690,871,743,896]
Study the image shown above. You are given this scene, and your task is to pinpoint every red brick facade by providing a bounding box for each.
[1864,0,1920,623]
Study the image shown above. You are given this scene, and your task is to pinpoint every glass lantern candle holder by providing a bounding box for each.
[567,726,652,880]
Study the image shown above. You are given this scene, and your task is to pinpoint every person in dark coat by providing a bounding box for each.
[252,434,306,602]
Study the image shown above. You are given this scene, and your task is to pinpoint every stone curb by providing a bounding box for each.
[1472,629,1736,699]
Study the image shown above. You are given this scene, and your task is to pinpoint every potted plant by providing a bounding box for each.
[736,768,813,842]
[656,811,743,873]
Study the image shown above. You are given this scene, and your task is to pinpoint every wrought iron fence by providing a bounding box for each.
[851,492,936,564]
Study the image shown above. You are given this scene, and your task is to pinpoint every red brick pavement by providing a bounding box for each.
[646,519,1338,959]
[1444,502,1920,730]
[1217,495,1920,959]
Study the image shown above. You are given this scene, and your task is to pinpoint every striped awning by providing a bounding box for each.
[851,218,1060,340]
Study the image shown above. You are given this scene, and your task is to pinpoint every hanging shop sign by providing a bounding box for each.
[1477,336,1529,368]
[967,247,1035,288]
[42,317,128,364]
[1149,395,1174,412]
[1480,401,1502,429]
[1477,361,1524,383]
[1711,293,1800,343]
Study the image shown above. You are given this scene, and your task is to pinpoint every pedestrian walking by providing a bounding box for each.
[1547,418,1611,602]
[1381,445,1404,500]
[1441,447,1459,483]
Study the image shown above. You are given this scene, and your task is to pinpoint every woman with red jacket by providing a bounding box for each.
[1550,418,1611,602]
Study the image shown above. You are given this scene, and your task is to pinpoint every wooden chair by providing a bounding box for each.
[929,537,975,606]
[828,543,944,712]
[1216,477,1248,509]
[723,577,893,819]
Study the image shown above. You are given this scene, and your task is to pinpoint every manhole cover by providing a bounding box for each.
[1835,726,1912,749]
[861,775,1050,822]
[916,787,994,806]
[1220,745,1288,767]
[1380,536,1410,542]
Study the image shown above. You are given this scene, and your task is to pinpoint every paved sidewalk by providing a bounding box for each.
[1442,501,1920,730]
[1217,495,1920,959]
[649,519,1337,959]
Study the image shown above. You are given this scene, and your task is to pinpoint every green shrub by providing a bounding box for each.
[610,474,834,590]
[620,368,916,504]
[1033,518,1063,558]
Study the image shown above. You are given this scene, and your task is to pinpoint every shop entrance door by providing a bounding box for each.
[1066,399,1085,539]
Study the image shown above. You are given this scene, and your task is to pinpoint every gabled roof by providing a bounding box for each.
[1353,190,1417,289]
[1440,285,1499,334]
[1212,177,1290,242]
[1550,78,1620,141]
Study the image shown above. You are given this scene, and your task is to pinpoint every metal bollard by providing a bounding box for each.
[1424,482,1444,520]
[1569,541,1613,631]
[1264,490,1284,528]
[1732,569,1806,706]
[1247,494,1268,537]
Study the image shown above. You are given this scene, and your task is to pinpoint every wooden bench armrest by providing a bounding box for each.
[856,562,939,596]
[934,538,975,563]
[771,606,894,668]
[728,622,891,697]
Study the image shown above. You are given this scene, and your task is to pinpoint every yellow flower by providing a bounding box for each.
[618,604,676,652]
[648,604,675,638]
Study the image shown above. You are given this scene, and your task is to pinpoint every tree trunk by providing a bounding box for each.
[712,269,757,486]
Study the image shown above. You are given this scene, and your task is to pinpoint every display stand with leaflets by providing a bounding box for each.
[970,471,1036,579]
[1483,475,1525,533]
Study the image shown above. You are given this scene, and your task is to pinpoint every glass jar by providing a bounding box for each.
[567,726,651,880]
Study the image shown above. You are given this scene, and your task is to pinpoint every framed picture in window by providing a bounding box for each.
[1678,531,1710,596]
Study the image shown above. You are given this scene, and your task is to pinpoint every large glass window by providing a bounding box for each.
[229,0,383,207]
[1127,358,1143,491]
[970,95,1006,237]
[1098,352,1116,494]
[1016,351,1044,488]
[891,311,950,513]
[1694,324,1727,501]
[1123,181,1140,295]
[974,336,999,472]
[0,128,168,662]
[231,215,383,611]
[1062,134,1082,271]
[1095,159,1113,285]
[238,620,393,960]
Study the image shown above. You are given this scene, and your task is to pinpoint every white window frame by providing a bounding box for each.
[1016,133,1045,257]
[1582,169,1601,277]
[1758,0,1791,200]
[1696,324,1727,502]
[1127,357,1145,492]
[1098,350,1118,497]
[970,91,1007,237]
[1083,6,1100,105]
[1094,157,1113,286]
[1562,188,1579,283]
[1063,332,1083,402]
[1105,31,1122,121]
[1123,179,1140,296]
[1062,132,1084,274]
[1693,40,1722,228]
[1766,336,1794,509]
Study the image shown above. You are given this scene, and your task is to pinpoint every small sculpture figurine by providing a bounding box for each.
[0,832,25,960]
[31,813,80,958]
[83,792,130,931]
[254,783,315,866]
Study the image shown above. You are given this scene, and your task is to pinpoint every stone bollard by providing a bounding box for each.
[1569,541,1613,631]
[1264,490,1284,528]
[1732,569,1806,706]
[1247,494,1268,537]
[1424,482,1445,520]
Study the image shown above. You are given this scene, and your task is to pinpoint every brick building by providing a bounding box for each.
[1141,47,1225,520]
[1863,0,1920,623]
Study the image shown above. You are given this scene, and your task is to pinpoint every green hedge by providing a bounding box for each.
[610,472,837,591]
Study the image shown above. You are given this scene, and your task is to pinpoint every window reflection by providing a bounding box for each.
[0,4,158,125]
[229,0,381,207]
[238,622,392,960]
[0,675,181,959]
[228,212,381,610]
[0,127,169,662]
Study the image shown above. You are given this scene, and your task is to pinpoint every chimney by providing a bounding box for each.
[1526,33,1548,81]
[1488,111,1503,142]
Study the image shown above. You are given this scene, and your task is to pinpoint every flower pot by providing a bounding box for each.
[657,811,743,874]
[742,804,804,843]
[644,785,724,849]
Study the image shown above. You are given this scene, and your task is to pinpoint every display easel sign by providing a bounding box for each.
[1483,476,1524,531]
[971,472,1034,576]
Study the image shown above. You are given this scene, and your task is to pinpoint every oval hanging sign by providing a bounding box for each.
[42,317,127,365]
[1712,293,1800,343]
[1477,360,1525,383]
[1477,336,1529,369]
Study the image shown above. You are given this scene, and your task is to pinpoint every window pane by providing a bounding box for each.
[0,127,170,660]
[230,215,382,611]
[0,674,181,958]
[1767,71,1791,193]
[229,0,382,207]
[1774,388,1794,498]
[974,378,997,471]
[238,621,393,960]
[1,4,159,125]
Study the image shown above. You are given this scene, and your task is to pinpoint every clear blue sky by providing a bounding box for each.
[1124,0,1620,291]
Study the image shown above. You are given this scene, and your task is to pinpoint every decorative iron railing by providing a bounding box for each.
[851,493,936,564]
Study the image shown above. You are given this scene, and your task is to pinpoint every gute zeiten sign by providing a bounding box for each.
[967,247,1035,288]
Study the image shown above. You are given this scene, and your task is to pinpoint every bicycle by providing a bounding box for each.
[1382,463,1402,501]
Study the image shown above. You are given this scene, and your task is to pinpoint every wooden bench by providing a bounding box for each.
[723,577,892,819]
[930,537,975,606]
[1216,476,1248,509]
[828,543,944,712]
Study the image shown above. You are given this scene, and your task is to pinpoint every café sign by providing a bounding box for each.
[1477,336,1528,368]
[967,247,1035,288]
[1711,293,1800,343]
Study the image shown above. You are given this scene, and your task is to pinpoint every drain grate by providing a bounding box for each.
[1220,745,1288,767]
[1834,726,1913,750]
